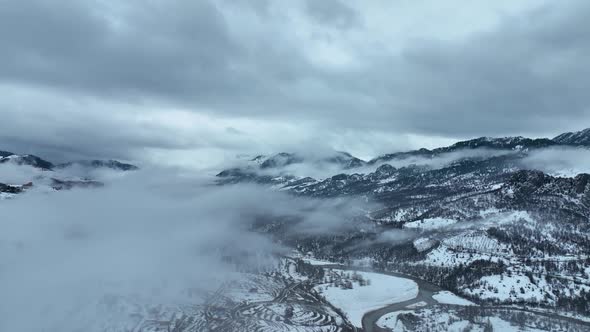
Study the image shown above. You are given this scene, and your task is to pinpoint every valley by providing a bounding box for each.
[2,128,590,331]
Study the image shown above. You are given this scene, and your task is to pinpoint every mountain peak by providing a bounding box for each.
[257,151,365,170]
[0,153,54,170]
[0,150,14,158]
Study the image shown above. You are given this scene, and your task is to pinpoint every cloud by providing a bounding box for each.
[304,0,361,28]
[0,0,238,101]
[241,148,518,181]
[0,163,44,184]
[376,229,418,244]
[520,147,590,177]
[0,165,371,331]
[370,149,518,170]
[1,0,590,165]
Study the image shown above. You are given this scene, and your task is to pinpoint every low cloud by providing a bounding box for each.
[0,163,44,184]
[370,149,517,171]
[520,147,590,177]
[0,165,369,331]
[242,148,518,181]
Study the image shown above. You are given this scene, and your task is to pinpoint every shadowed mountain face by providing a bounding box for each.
[217,128,590,197]
[554,128,590,146]
[257,151,367,170]
[217,130,590,227]
[0,153,54,170]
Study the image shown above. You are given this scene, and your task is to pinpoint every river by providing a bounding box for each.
[317,264,590,332]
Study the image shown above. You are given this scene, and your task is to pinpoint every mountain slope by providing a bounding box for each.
[0,153,54,170]
[257,151,366,170]
[554,128,590,146]
[0,151,139,197]
[216,129,590,317]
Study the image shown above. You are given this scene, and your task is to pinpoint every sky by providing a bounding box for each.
[1,0,590,168]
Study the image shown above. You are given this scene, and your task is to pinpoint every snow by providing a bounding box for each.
[478,207,500,217]
[406,301,427,308]
[462,274,549,302]
[315,270,418,327]
[302,257,338,266]
[497,210,534,224]
[447,320,471,331]
[376,310,412,331]
[404,217,457,230]
[443,230,509,253]
[422,246,476,267]
[390,208,411,222]
[490,183,503,190]
[378,309,549,332]
[488,317,546,332]
[432,291,474,306]
[351,257,375,267]
[413,237,436,252]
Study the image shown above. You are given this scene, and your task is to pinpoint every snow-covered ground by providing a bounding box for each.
[315,270,418,327]
[487,317,547,332]
[404,217,457,230]
[302,257,338,266]
[442,230,511,254]
[432,291,474,306]
[413,237,437,252]
[406,301,428,308]
[421,244,504,268]
[378,308,548,332]
[377,310,412,331]
[462,274,550,303]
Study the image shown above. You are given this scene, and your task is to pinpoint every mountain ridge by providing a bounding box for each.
[0,151,138,171]
[213,130,590,319]
[219,128,590,178]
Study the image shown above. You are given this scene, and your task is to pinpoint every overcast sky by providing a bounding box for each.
[1,0,589,166]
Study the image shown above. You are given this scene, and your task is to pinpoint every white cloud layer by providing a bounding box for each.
[1,1,589,165]
[0,165,375,331]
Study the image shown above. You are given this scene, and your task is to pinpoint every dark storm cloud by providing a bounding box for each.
[0,0,242,101]
[384,3,590,137]
[1,0,590,161]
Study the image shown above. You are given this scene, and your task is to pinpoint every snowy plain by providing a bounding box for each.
[314,269,418,327]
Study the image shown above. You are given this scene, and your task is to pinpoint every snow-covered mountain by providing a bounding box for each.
[0,152,54,170]
[215,128,590,326]
[553,127,590,146]
[4,129,590,331]
[0,151,138,197]
[256,151,366,170]
[369,136,557,165]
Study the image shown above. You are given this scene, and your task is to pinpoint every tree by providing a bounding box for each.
[284,305,294,320]
[483,318,493,332]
